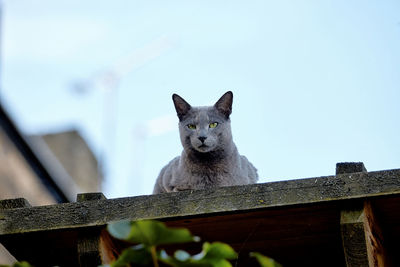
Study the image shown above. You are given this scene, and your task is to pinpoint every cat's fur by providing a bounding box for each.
[153,91,258,194]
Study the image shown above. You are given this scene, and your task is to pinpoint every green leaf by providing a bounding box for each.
[159,251,211,267]
[201,242,237,261]
[110,244,152,267]
[108,220,199,246]
[159,242,237,267]
[250,252,282,267]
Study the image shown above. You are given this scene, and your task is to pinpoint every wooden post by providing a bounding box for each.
[0,198,31,210]
[337,162,389,267]
[77,193,106,202]
[336,162,367,175]
[76,193,106,267]
[364,200,389,267]
[340,206,369,266]
[0,198,31,264]
[338,163,369,267]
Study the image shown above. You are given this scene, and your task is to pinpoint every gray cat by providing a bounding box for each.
[153,91,258,194]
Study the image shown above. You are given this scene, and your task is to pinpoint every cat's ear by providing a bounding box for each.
[172,93,192,121]
[214,91,233,118]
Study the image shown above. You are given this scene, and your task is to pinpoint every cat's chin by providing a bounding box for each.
[195,145,213,153]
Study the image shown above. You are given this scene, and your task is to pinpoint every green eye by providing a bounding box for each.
[187,124,196,130]
[209,122,218,128]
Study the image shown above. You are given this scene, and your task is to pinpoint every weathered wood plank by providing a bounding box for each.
[340,206,369,267]
[0,198,31,210]
[77,193,107,267]
[371,196,400,266]
[338,162,369,267]
[336,162,367,175]
[1,168,400,235]
[77,228,103,267]
[1,202,349,266]
[364,201,390,267]
[99,228,119,264]
[341,200,391,267]
[77,192,106,202]
[337,162,391,267]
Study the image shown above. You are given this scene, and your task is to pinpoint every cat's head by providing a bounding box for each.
[172,91,233,154]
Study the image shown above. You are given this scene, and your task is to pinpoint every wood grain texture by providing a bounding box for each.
[77,228,102,267]
[340,208,369,267]
[337,161,370,267]
[0,198,31,210]
[76,192,106,202]
[336,162,367,175]
[372,196,400,266]
[1,168,400,235]
[364,201,390,267]
[76,193,106,266]
[1,167,400,266]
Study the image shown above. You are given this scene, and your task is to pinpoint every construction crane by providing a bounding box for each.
[70,35,174,194]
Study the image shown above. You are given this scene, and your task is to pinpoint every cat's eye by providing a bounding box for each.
[209,122,218,128]
[187,124,196,130]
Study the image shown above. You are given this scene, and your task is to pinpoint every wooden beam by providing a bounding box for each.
[1,167,400,235]
[338,163,391,267]
[340,206,369,266]
[0,198,31,210]
[1,164,399,266]
[364,200,390,267]
[77,192,106,202]
[336,162,367,175]
[340,201,391,267]
[338,162,369,267]
[99,228,119,264]
[76,193,106,267]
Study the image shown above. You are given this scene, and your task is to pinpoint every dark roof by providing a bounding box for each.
[0,103,69,203]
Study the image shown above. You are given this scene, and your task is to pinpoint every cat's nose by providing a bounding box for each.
[198,136,207,143]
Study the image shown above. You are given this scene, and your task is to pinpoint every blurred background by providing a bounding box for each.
[0,0,399,204]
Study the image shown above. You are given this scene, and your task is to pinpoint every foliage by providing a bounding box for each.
[108,244,152,267]
[0,220,280,267]
[108,220,199,246]
[105,219,281,267]
[106,220,202,267]
[250,252,283,267]
[159,241,237,267]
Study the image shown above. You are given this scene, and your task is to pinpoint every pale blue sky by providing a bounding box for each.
[1,0,400,198]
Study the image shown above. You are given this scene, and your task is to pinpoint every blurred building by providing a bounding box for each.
[0,104,102,263]
[30,130,102,194]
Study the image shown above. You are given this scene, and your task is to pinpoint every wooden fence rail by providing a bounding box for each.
[1,162,399,266]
